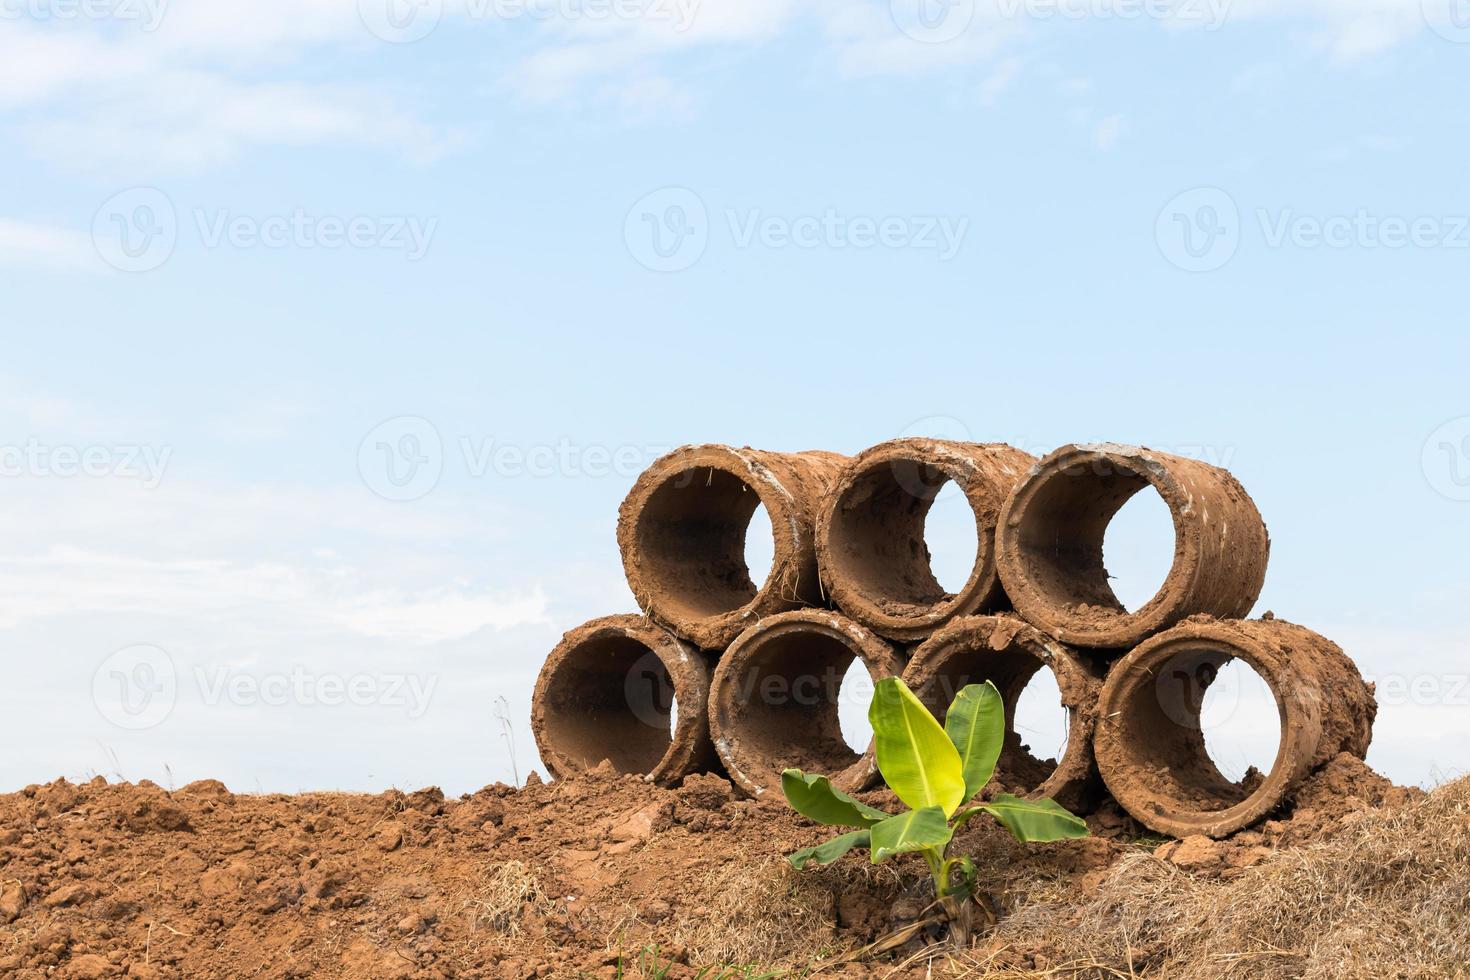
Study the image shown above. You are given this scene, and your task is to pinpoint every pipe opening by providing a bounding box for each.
[826,461,976,616]
[539,633,674,774]
[1119,645,1286,814]
[722,631,868,776]
[1014,668,1070,780]
[1013,462,1176,616]
[1100,485,1175,613]
[634,467,774,622]
[1201,659,1282,783]
[838,659,876,753]
[744,502,775,593]
[925,478,981,595]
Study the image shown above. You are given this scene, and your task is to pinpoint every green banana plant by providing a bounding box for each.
[781,677,1088,946]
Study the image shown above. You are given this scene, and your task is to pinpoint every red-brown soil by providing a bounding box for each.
[0,758,1434,979]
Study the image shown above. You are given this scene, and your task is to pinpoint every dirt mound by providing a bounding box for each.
[0,758,1447,979]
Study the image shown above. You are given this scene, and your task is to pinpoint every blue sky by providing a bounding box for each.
[2,0,1468,794]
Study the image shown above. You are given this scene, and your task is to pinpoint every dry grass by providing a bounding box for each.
[458,860,550,936]
[957,775,1470,979]
[670,856,902,969]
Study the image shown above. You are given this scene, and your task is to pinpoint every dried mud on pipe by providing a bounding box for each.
[996,443,1270,649]
[1093,615,1376,838]
[707,609,904,798]
[816,438,1036,642]
[531,614,718,786]
[617,444,846,650]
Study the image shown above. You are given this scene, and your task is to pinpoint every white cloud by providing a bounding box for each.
[1093,111,1122,150]
[14,69,456,174]
[502,0,797,104]
[0,545,549,641]
[0,0,1447,170]
[0,7,455,174]
[1220,0,1427,61]
[0,218,95,271]
[979,55,1023,106]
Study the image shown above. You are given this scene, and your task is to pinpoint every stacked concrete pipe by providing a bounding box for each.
[1093,616,1375,838]
[531,439,1378,841]
[815,438,1035,641]
[532,615,717,786]
[708,609,904,797]
[616,444,846,650]
[994,443,1271,650]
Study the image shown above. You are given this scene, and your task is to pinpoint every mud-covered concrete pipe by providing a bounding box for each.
[902,615,1103,813]
[996,443,1270,649]
[618,445,847,650]
[532,615,717,786]
[1094,617,1376,839]
[708,610,904,798]
[816,439,1036,642]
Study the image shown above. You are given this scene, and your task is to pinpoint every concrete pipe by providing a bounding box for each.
[816,439,1036,642]
[902,615,1103,813]
[1094,617,1376,839]
[532,615,717,786]
[996,443,1270,649]
[708,610,904,798]
[618,445,847,650]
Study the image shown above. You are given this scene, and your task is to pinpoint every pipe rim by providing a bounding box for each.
[997,443,1205,647]
[818,439,1002,640]
[708,610,903,797]
[1094,624,1320,837]
[618,445,807,648]
[532,614,710,786]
